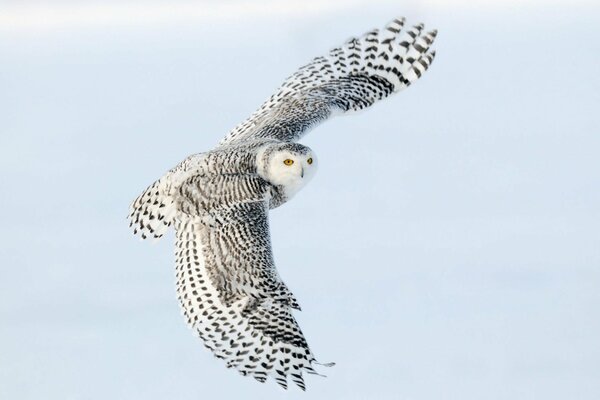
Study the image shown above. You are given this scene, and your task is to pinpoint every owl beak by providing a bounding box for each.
[300,167,304,178]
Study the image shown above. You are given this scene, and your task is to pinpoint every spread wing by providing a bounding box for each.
[173,173,329,390]
[220,17,437,145]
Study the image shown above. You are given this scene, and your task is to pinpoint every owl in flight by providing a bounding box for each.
[129,17,437,390]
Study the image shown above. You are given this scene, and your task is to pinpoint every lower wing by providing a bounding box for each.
[175,216,330,390]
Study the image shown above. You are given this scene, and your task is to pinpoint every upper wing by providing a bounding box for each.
[174,174,328,390]
[220,17,437,145]
[128,145,260,240]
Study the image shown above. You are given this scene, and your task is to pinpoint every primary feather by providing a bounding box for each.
[220,17,436,144]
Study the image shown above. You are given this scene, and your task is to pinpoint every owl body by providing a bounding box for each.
[130,140,316,240]
[129,17,437,390]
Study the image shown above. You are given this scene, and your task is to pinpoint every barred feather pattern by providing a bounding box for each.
[128,142,269,240]
[220,17,437,144]
[174,210,321,390]
[177,175,299,307]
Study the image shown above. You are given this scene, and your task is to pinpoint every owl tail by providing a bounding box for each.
[128,176,177,240]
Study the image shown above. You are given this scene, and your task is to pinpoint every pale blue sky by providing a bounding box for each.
[1,1,599,399]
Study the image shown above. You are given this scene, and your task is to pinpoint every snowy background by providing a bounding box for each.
[1,0,599,399]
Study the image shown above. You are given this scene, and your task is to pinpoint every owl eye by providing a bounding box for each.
[283,159,294,166]
[307,158,313,165]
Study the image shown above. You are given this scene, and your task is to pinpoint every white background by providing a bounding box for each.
[1,1,599,398]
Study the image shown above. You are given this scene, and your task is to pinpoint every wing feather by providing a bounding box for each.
[220,17,437,145]
[128,144,263,240]
[173,174,326,389]
[174,213,326,390]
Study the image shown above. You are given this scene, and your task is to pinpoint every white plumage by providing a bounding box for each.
[129,17,437,390]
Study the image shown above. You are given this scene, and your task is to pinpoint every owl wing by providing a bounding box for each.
[128,147,259,240]
[220,17,436,145]
[174,173,328,390]
[128,153,208,240]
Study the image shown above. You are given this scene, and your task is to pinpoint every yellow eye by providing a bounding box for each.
[307,158,313,165]
[283,159,294,166]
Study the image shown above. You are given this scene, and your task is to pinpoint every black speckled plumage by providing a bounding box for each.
[129,16,437,390]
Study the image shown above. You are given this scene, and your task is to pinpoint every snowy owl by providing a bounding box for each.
[129,17,437,390]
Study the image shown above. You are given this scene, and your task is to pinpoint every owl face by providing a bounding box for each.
[257,143,317,196]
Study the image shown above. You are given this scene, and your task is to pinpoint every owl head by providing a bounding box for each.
[257,142,317,196]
